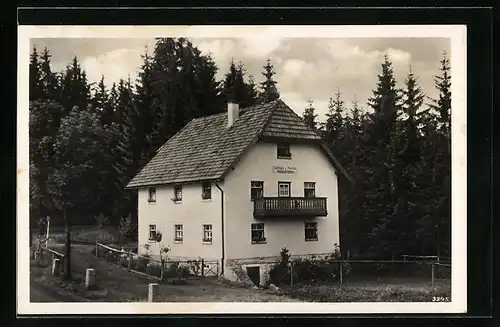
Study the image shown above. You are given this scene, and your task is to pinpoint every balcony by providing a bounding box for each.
[253,197,328,218]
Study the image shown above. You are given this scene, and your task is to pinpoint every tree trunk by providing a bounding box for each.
[63,210,72,280]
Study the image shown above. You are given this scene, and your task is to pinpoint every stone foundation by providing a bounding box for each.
[223,253,333,287]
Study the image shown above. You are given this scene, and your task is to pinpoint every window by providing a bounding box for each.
[149,225,157,241]
[174,224,183,242]
[250,181,264,200]
[203,224,212,243]
[148,187,156,203]
[305,222,318,241]
[278,181,291,197]
[277,143,291,159]
[173,185,182,202]
[304,182,316,197]
[251,223,266,243]
[202,182,211,200]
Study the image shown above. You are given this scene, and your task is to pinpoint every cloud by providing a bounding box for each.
[282,59,307,78]
[239,35,284,59]
[80,47,144,87]
[37,37,448,123]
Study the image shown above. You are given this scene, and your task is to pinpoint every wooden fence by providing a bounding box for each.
[283,258,452,289]
[95,242,220,283]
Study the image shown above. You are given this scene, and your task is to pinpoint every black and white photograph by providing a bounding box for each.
[17,25,467,314]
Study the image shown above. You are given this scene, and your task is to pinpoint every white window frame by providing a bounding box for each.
[251,223,266,244]
[148,187,156,203]
[304,182,316,198]
[277,143,291,159]
[203,224,213,243]
[305,221,318,241]
[173,184,182,202]
[148,224,157,241]
[202,182,212,200]
[278,181,291,197]
[174,224,183,242]
[250,181,264,200]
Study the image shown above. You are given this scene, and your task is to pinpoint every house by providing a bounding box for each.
[126,99,351,286]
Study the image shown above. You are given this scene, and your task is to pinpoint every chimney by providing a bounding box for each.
[227,102,240,128]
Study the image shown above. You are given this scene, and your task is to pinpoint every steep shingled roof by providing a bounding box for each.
[126,99,350,188]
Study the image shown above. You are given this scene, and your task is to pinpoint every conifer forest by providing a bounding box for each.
[29,37,451,259]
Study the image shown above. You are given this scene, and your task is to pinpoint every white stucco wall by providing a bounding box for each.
[137,182,222,261]
[223,140,340,261]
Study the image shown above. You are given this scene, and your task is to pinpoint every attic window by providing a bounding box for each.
[277,143,291,159]
[202,182,211,200]
[173,185,182,202]
[148,187,156,203]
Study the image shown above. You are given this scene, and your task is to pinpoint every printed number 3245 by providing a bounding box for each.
[432,296,450,302]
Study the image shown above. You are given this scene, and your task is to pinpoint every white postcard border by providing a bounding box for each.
[17,24,467,315]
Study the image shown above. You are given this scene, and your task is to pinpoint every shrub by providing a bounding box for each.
[105,250,120,263]
[187,259,201,276]
[164,262,180,278]
[118,214,137,242]
[136,256,150,272]
[95,213,109,229]
[177,265,191,278]
[146,262,162,277]
[129,257,137,270]
[268,247,292,286]
[119,255,129,268]
[163,262,190,279]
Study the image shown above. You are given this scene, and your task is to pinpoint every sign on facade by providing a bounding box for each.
[272,164,297,174]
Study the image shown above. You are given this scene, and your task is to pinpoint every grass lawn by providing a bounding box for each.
[31,243,298,302]
[282,277,451,302]
[48,226,123,245]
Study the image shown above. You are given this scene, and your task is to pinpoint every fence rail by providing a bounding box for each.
[243,256,452,290]
[94,242,219,283]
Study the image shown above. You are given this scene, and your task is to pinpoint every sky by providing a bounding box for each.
[30,37,450,121]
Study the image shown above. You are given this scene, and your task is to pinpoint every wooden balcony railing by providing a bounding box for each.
[253,197,328,218]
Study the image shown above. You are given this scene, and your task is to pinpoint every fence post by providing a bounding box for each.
[160,259,165,283]
[339,262,343,286]
[95,242,98,257]
[52,258,61,276]
[201,259,205,277]
[128,251,132,270]
[148,283,159,302]
[431,263,435,290]
[391,252,395,275]
[290,262,294,288]
[85,268,96,290]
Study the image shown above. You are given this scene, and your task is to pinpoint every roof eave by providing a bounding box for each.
[320,143,354,184]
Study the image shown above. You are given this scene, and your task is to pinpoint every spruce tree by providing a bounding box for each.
[259,58,280,103]
[428,51,451,135]
[59,56,91,115]
[134,48,156,166]
[302,98,318,131]
[247,75,260,105]
[324,88,346,146]
[39,47,60,101]
[221,60,252,106]
[29,46,43,101]
[194,54,223,116]
[400,66,425,162]
[366,54,402,144]
[149,37,179,151]
[424,50,452,257]
[113,79,139,221]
